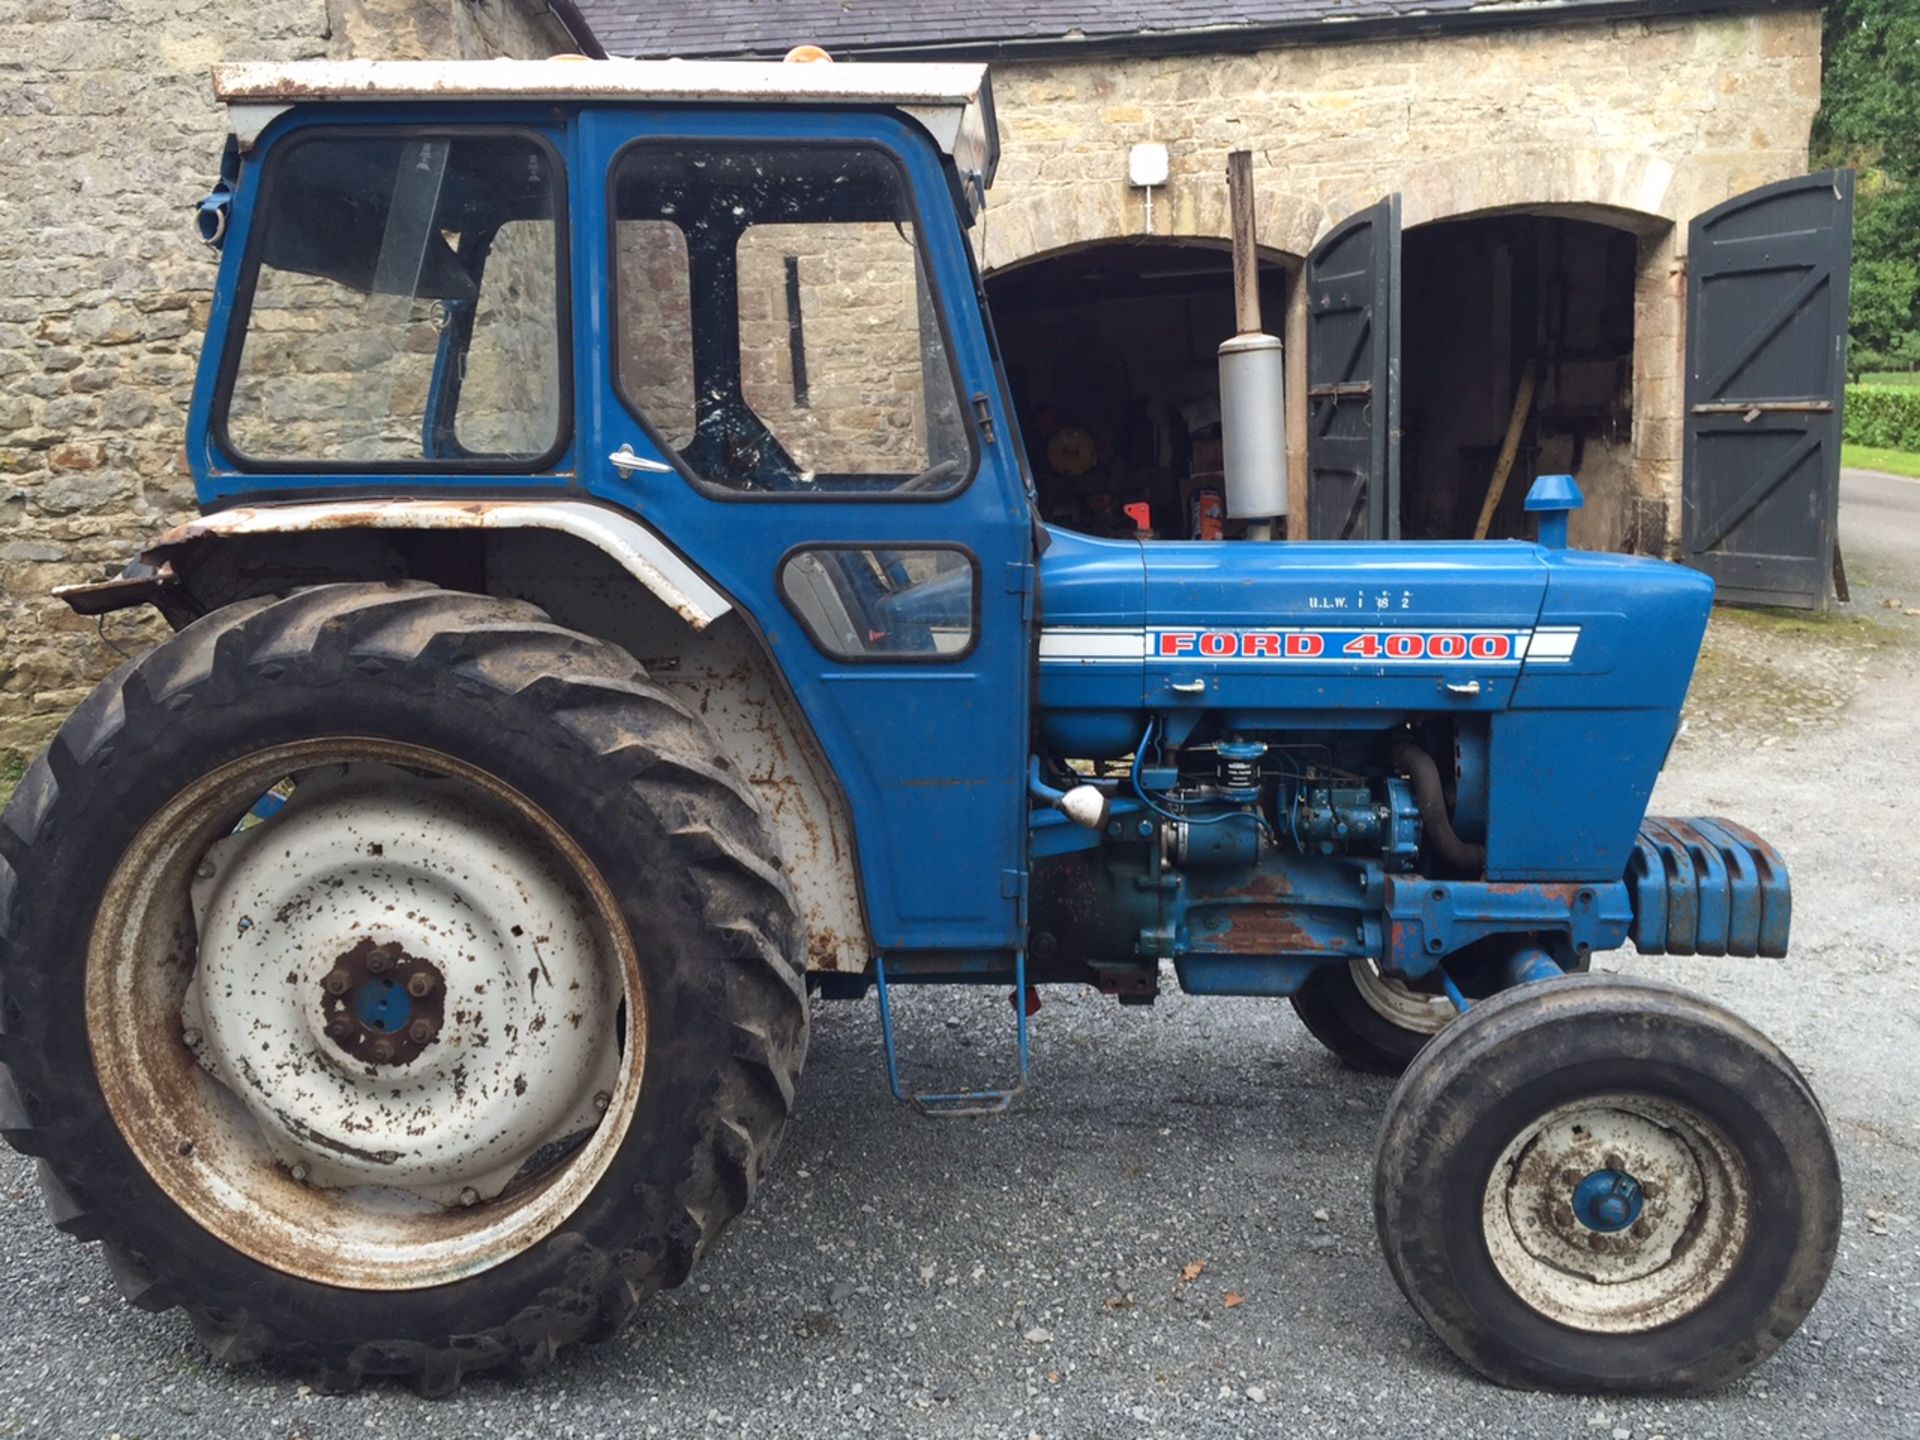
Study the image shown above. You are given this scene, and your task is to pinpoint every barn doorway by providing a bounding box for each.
[985,241,1289,538]
[1398,212,1651,548]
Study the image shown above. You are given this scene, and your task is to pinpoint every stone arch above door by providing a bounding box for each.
[979,183,1320,273]
[1387,149,1679,236]
[979,147,1680,276]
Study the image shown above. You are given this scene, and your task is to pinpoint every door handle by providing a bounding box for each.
[609,444,673,475]
[1443,679,1482,697]
[1169,679,1208,695]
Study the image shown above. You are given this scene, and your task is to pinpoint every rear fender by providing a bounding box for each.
[55,500,873,974]
[55,498,731,630]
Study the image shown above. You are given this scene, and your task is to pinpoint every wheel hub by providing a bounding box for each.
[181,764,621,1206]
[1570,1166,1645,1233]
[1480,1093,1750,1333]
[319,939,445,1066]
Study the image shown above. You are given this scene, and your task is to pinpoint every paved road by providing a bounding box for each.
[3,481,1917,1439]
[1841,467,1920,596]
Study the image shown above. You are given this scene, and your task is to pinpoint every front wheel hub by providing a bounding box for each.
[1480,1093,1750,1333]
[1570,1167,1645,1233]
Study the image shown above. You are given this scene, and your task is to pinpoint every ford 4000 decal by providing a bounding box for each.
[1038,626,1581,665]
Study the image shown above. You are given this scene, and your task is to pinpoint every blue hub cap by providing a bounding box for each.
[1570,1167,1644,1233]
[354,977,413,1035]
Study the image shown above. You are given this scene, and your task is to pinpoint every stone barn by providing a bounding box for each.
[581,0,1849,595]
[0,0,1847,755]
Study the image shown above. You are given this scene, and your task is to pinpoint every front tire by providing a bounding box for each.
[1291,959,1457,1074]
[0,583,807,1391]
[1373,976,1839,1392]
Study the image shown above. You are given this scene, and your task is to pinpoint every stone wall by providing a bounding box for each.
[980,8,1824,549]
[983,11,1820,267]
[0,0,570,757]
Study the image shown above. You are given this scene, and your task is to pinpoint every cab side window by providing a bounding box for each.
[779,547,977,660]
[612,144,971,496]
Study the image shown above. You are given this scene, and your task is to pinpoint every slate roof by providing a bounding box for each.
[576,0,1785,61]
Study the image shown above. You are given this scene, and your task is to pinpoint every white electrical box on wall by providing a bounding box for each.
[1128,142,1169,188]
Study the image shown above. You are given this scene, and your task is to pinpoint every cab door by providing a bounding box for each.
[575,109,1032,958]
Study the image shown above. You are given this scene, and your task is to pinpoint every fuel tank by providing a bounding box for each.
[1035,527,1715,881]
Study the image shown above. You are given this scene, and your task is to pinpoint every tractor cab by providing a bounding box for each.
[192,59,1036,963]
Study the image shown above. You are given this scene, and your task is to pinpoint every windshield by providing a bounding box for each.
[220,131,565,468]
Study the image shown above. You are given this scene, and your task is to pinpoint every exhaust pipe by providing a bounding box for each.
[1218,150,1288,538]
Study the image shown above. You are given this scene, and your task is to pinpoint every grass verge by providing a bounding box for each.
[0,754,22,811]
[1841,443,1920,479]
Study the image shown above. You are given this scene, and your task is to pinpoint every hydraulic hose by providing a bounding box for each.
[1387,739,1487,876]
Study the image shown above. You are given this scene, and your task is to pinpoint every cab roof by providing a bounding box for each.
[211,58,998,190]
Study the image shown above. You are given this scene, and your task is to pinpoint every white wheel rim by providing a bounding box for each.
[88,740,645,1291]
[1481,1093,1750,1333]
[1349,959,1456,1036]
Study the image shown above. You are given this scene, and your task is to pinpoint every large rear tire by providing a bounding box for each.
[0,583,807,1392]
[1373,975,1839,1391]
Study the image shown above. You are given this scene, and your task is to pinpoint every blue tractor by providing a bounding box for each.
[0,58,1838,1395]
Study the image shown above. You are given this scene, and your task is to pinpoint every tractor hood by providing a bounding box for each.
[1036,525,1713,753]
[1038,527,1551,724]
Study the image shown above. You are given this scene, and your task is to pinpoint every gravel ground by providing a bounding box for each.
[3,473,1916,1439]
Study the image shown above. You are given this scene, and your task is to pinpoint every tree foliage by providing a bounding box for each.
[1814,0,1920,374]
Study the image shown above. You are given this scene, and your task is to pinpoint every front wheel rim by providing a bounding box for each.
[87,739,646,1291]
[1480,1092,1751,1333]
[1349,959,1456,1036]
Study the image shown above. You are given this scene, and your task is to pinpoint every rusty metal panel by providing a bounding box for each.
[56,498,733,630]
[210,60,999,188]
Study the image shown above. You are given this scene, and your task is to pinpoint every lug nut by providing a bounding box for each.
[368,1039,395,1064]
[593,1090,612,1113]
[326,1017,353,1040]
[194,860,216,881]
[458,1187,480,1208]
[366,950,393,975]
[408,1019,434,1044]
[289,1162,309,1184]
[181,1027,202,1049]
[323,970,351,996]
[407,972,434,998]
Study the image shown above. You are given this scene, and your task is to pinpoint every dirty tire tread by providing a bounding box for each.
[1372,974,1840,1393]
[0,582,808,1392]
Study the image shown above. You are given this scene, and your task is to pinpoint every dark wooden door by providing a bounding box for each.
[1683,171,1853,609]
[1305,195,1401,539]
